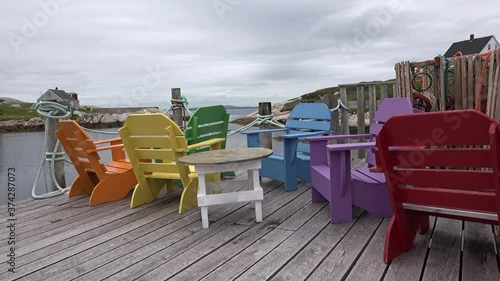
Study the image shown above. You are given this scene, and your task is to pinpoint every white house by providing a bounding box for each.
[37,87,80,110]
[444,34,499,57]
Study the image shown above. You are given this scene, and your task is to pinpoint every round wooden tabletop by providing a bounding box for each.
[178,148,273,166]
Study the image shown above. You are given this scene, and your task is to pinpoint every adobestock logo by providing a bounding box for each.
[213,0,245,21]
[7,0,71,54]
[340,0,402,62]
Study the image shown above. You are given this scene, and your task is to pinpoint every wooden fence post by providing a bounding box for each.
[340,88,349,136]
[322,93,337,134]
[258,102,272,149]
[47,118,66,191]
[171,88,183,129]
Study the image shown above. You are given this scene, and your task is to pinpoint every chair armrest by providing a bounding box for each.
[93,138,123,145]
[306,134,373,142]
[179,138,225,152]
[241,128,288,135]
[88,144,124,153]
[327,141,376,152]
[282,130,330,139]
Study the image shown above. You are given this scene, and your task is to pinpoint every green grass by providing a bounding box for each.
[0,103,39,121]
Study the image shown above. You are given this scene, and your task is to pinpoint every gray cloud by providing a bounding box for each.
[1,0,499,108]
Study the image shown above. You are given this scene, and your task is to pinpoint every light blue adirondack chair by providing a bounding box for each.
[243,103,332,191]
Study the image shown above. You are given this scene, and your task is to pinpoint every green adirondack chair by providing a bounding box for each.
[184,105,235,177]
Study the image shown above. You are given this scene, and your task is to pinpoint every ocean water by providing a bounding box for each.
[0,107,287,205]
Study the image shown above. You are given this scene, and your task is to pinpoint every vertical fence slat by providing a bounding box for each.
[467,56,474,109]
[454,58,462,109]
[487,50,496,116]
[493,50,500,121]
[368,85,376,121]
[474,55,483,110]
[381,83,388,101]
[395,63,401,98]
[356,85,366,159]
[461,57,468,110]
[405,61,412,99]
[439,57,446,111]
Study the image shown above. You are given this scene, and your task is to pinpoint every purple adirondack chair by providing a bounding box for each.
[306,98,419,223]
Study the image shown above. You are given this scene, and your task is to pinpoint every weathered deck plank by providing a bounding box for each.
[421,218,461,281]
[133,184,312,281]
[15,177,278,281]
[462,222,498,281]
[52,181,284,281]
[344,219,389,281]
[226,204,329,281]
[383,217,436,281]
[307,214,383,281]
[269,208,363,281]
[1,191,182,280]
[2,160,499,281]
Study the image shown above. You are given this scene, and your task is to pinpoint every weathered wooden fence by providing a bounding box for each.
[323,81,395,158]
[394,48,500,121]
[327,81,396,135]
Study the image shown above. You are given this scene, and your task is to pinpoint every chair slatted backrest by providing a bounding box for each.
[184,105,230,154]
[119,114,191,188]
[56,120,109,181]
[285,103,332,154]
[366,98,416,166]
[377,110,500,219]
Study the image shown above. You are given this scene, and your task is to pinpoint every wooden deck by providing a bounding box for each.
[2,162,499,281]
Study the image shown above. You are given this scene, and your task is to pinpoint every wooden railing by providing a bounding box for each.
[323,81,396,158]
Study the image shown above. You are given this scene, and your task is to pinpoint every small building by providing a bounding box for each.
[37,87,80,110]
[444,34,499,57]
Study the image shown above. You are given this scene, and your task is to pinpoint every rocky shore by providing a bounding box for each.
[239,99,370,128]
[0,107,163,133]
[1,97,369,133]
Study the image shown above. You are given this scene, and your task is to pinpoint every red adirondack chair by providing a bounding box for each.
[376,110,500,263]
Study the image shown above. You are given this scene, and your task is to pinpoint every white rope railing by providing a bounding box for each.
[228,113,285,136]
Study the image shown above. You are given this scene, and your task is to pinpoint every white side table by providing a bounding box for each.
[178,148,272,228]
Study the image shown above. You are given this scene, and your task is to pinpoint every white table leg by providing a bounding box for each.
[254,201,262,222]
[248,168,263,223]
[198,173,209,228]
[201,206,209,228]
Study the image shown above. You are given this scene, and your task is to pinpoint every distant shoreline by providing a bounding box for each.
[0,106,259,133]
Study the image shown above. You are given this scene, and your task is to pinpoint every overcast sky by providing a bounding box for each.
[1,0,499,108]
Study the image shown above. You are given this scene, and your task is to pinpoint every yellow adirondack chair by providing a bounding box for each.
[56,120,137,206]
[119,113,224,213]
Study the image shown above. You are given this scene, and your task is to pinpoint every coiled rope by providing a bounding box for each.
[228,113,285,136]
[32,101,72,198]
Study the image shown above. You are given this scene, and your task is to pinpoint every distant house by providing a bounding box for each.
[444,34,499,57]
[37,87,80,110]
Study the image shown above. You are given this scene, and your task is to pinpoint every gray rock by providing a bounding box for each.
[72,111,84,117]
[10,104,21,108]
[101,113,117,124]
[27,117,43,124]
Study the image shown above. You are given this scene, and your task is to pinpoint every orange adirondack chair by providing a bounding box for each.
[56,120,137,206]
